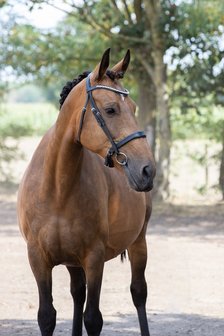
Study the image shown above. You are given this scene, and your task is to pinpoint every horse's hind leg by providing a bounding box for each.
[28,245,56,336]
[67,266,86,336]
[128,236,150,336]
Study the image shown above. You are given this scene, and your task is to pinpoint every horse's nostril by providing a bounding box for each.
[141,164,155,191]
[142,165,152,179]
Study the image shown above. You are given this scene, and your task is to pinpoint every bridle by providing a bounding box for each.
[77,74,146,168]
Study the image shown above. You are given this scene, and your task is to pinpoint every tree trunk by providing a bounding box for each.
[154,54,171,199]
[135,70,156,154]
[143,0,171,199]
[135,54,171,199]
[219,123,224,200]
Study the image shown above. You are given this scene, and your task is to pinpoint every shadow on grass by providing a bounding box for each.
[1,312,224,336]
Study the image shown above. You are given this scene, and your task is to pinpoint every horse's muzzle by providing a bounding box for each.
[124,162,156,192]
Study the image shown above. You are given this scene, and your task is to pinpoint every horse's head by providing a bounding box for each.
[74,49,156,192]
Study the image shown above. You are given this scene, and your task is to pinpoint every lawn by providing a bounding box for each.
[0,103,58,137]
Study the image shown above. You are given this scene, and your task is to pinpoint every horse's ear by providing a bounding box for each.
[111,49,131,77]
[93,48,110,81]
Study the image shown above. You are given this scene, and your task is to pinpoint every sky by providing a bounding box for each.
[7,1,66,29]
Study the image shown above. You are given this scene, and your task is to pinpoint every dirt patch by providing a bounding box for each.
[0,185,224,335]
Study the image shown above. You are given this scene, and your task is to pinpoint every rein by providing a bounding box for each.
[77,74,146,167]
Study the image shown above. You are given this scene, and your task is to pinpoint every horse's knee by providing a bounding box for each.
[84,307,103,336]
[131,279,147,308]
[38,305,56,336]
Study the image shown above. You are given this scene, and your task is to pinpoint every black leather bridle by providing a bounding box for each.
[77,74,146,167]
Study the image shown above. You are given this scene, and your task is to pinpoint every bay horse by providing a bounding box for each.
[17,48,156,336]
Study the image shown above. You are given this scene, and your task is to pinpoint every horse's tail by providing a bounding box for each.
[121,250,127,262]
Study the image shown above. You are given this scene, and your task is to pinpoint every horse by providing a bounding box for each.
[17,48,156,336]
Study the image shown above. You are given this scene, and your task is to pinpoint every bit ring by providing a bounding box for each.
[115,152,128,166]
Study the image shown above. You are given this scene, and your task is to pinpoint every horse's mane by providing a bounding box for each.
[59,69,121,109]
[59,71,91,108]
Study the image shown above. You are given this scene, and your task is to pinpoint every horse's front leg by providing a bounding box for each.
[67,266,86,336]
[83,247,105,336]
[128,236,150,336]
[28,245,56,336]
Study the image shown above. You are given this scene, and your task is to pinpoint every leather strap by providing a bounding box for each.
[77,74,146,167]
[115,131,146,150]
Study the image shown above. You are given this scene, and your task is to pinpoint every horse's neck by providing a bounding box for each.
[42,103,83,202]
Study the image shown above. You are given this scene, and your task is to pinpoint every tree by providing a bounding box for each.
[14,0,172,198]
[167,1,224,198]
[219,123,224,199]
[1,0,224,198]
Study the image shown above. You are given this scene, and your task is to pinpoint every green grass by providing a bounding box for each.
[0,103,58,137]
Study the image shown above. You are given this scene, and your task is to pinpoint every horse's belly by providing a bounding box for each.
[105,230,141,261]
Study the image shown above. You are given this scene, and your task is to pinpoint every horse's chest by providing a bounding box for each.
[34,183,146,265]
[105,192,146,258]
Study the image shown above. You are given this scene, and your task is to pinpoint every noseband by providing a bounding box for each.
[77,74,146,168]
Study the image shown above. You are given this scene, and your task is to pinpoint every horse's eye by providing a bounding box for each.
[105,107,116,115]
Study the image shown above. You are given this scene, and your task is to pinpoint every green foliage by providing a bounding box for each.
[0,137,18,181]
[7,84,48,103]
[1,0,224,197]
[1,13,107,86]
[165,0,224,147]
[1,1,223,131]
[0,99,18,180]
[0,100,57,180]
[171,104,224,141]
[0,103,58,137]
[0,0,7,7]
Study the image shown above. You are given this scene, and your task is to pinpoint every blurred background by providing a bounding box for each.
[1,2,224,335]
[0,0,224,203]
